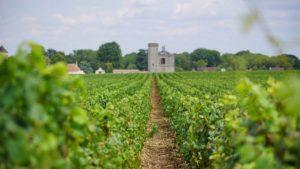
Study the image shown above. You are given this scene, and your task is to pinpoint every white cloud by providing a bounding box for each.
[20,16,46,37]
[52,13,77,25]
[77,13,97,24]
[21,16,37,23]
[172,0,224,19]
[0,15,3,24]
[216,19,237,30]
[117,7,143,18]
[158,25,203,37]
[1,0,299,56]
[51,26,71,36]
[99,16,114,26]
[52,9,125,28]
[127,0,157,6]
[30,28,45,37]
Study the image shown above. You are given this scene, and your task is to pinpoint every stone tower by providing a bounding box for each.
[0,45,8,58]
[148,43,159,72]
[148,43,174,72]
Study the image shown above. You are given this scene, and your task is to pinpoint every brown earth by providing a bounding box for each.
[140,80,187,169]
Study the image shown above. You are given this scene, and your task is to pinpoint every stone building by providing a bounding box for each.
[67,64,85,74]
[113,69,146,74]
[0,46,8,57]
[269,66,284,71]
[95,67,105,74]
[148,43,175,72]
[197,67,218,71]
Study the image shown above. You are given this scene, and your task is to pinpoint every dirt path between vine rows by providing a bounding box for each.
[140,80,187,169]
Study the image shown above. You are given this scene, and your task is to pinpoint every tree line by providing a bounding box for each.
[43,41,300,73]
[176,49,300,71]
[44,41,147,73]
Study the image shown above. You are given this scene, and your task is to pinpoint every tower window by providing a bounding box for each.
[161,58,165,64]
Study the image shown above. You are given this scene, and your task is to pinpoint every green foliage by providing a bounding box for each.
[224,78,300,168]
[44,43,299,72]
[220,52,299,71]
[221,54,247,70]
[196,60,208,68]
[283,54,300,69]
[191,48,221,68]
[45,48,67,64]
[274,54,295,70]
[78,60,93,73]
[175,52,192,71]
[104,62,113,73]
[72,49,99,71]
[156,71,300,169]
[50,51,66,64]
[127,63,137,69]
[236,50,251,56]
[45,48,57,59]
[121,52,137,69]
[247,54,271,70]
[80,74,152,168]
[0,42,88,168]
[97,42,122,68]
[136,49,148,70]
[0,42,152,169]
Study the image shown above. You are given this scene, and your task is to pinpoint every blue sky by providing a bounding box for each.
[0,0,299,56]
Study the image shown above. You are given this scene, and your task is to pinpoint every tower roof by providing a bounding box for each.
[158,46,172,56]
[148,43,158,47]
[0,46,8,53]
[67,64,82,72]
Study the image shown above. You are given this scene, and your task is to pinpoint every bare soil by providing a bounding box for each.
[140,80,187,169]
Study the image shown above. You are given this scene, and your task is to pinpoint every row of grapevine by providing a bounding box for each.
[0,43,152,169]
[78,74,152,168]
[156,72,300,169]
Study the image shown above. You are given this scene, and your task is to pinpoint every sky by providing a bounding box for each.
[0,0,300,56]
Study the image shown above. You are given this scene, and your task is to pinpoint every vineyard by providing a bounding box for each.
[0,44,152,168]
[157,72,300,168]
[1,45,300,169]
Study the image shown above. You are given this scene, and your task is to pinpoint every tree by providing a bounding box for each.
[121,52,137,69]
[65,53,75,63]
[175,52,191,71]
[45,56,51,65]
[196,60,207,68]
[245,53,270,70]
[45,48,57,58]
[274,55,294,70]
[73,49,99,71]
[79,60,93,73]
[104,62,113,73]
[51,51,66,64]
[282,54,300,69]
[136,49,148,70]
[221,53,247,70]
[45,49,66,64]
[221,51,281,70]
[97,42,122,68]
[235,50,250,56]
[127,63,137,69]
[190,48,221,68]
